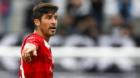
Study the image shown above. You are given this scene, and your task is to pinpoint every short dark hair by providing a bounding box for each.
[32,2,58,19]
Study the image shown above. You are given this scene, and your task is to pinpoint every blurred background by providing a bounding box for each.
[0,0,140,78]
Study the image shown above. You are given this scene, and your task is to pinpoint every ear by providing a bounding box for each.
[34,19,40,26]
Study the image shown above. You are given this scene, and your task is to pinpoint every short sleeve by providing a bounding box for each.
[26,36,40,48]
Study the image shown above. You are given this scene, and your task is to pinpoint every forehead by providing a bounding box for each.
[43,12,57,16]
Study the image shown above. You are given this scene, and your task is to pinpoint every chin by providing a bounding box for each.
[46,32,55,37]
[50,32,56,36]
[49,34,55,37]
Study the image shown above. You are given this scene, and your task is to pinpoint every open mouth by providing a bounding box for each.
[50,27,56,29]
[50,27,56,32]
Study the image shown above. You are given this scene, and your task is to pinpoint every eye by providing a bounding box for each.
[54,15,58,20]
[48,16,52,19]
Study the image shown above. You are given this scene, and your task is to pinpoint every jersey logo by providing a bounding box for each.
[44,40,50,48]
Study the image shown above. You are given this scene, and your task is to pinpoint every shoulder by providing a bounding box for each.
[23,33,44,44]
[25,33,42,41]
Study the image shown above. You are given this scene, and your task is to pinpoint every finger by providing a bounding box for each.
[26,55,32,62]
[22,52,27,60]
[22,53,32,62]
[22,49,28,55]
[22,50,31,61]
[33,50,37,56]
[25,48,33,53]
[26,53,32,62]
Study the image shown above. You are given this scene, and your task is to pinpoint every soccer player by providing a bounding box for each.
[19,2,58,78]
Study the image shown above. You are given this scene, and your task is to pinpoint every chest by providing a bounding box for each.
[38,40,52,57]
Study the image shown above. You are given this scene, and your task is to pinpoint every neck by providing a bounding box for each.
[34,30,50,42]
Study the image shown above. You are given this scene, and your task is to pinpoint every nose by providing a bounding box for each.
[51,18,57,26]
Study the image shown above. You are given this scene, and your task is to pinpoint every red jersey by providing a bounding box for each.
[19,33,54,78]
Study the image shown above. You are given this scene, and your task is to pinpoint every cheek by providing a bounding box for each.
[41,21,49,29]
[43,26,49,33]
[39,24,47,33]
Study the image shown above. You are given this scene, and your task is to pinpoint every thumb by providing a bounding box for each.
[33,50,37,56]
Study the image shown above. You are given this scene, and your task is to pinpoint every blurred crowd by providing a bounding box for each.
[0,0,140,75]
[0,0,140,47]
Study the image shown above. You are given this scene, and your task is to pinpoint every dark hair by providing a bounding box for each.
[32,2,58,20]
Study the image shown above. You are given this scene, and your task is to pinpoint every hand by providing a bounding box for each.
[22,43,37,62]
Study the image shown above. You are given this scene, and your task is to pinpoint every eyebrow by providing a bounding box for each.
[47,13,57,15]
[46,13,58,17]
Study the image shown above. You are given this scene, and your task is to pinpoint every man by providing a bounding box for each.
[19,2,58,78]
